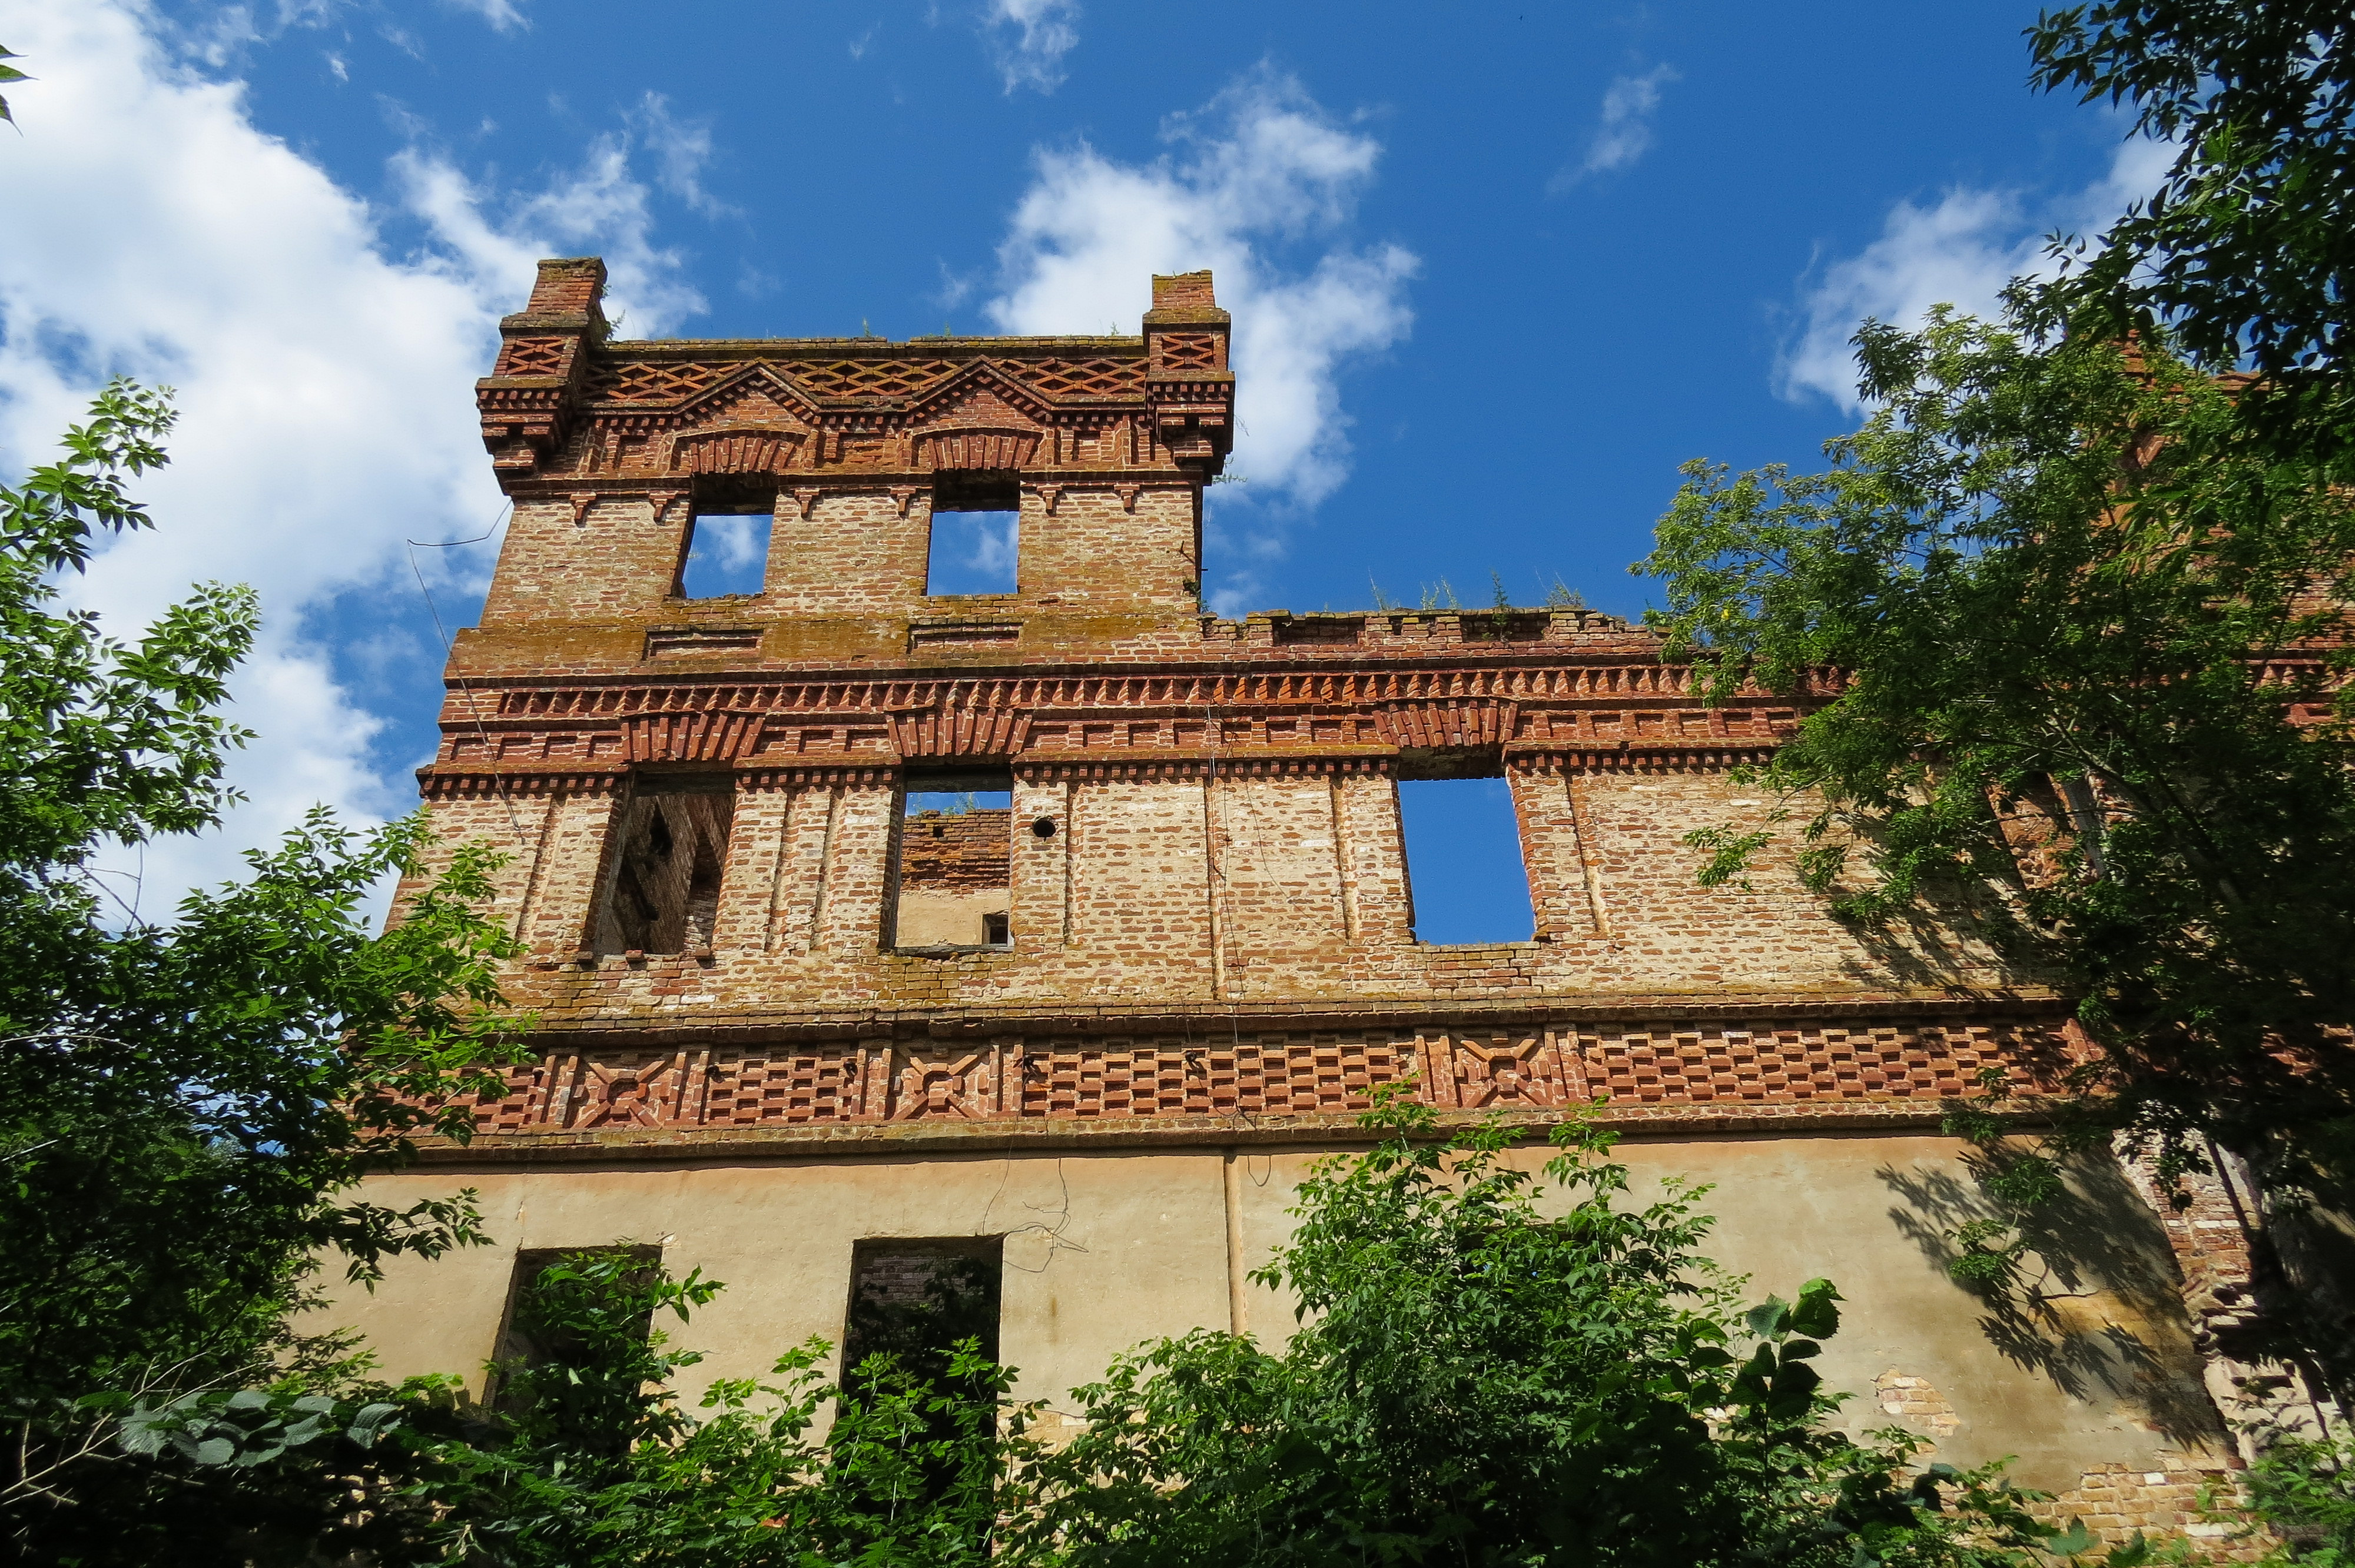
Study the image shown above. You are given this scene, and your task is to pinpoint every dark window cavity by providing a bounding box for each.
[595,775,734,955]
[487,1244,663,1419]
[840,1237,1003,1407]
[1397,776,1535,945]
[892,768,1013,950]
[926,474,1019,596]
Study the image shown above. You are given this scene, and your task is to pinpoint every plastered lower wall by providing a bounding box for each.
[321,1130,2228,1514]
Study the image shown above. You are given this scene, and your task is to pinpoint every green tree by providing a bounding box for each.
[2026,2,2354,451]
[0,383,528,1534]
[1016,1095,2059,1568]
[1638,0,2355,1392]
[1643,317,2355,1161]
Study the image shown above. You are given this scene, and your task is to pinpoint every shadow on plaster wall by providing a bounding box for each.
[1876,1151,2227,1449]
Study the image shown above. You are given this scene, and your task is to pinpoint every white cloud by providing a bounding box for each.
[1780,136,2177,410]
[965,512,1019,580]
[438,0,529,31]
[985,68,1417,611]
[981,0,1081,95]
[392,104,711,334]
[631,92,734,220]
[1550,64,1677,192]
[152,0,521,69]
[0,0,699,912]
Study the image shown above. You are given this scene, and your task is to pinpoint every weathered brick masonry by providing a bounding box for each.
[327,258,2261,1551]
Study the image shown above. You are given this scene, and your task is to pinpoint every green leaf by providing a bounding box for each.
[2043,1517,2095,1556]
[1787,1278,1842,1338]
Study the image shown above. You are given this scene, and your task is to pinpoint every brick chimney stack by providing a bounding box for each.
[1143,270,1234,477]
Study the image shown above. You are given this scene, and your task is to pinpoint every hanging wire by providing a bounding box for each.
[405,504,528,843]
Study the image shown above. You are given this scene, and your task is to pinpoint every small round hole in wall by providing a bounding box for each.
[1031,816,1057,839]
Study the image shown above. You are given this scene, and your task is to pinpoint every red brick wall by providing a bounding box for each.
[900,809,1012,890]
[1019,487,1199,614]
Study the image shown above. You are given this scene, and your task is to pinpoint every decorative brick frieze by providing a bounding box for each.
[414,659,1817,789]
[620,709,767,764]
[479,263,1230,496]
[453,1015,2066,1141]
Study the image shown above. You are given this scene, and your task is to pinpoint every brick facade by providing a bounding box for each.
[350,258,2260,1552]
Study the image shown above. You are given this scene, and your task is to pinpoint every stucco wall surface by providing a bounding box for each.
[321,1130,2223,1493]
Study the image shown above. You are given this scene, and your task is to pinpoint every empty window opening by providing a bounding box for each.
[1397,776,1535,945]
[893,768,1013,950]
[840,1237,1003,1424]
[927,473,1019,596]
[678,507,772,599]
[487,1244,663,1423]
[595,775,734,954]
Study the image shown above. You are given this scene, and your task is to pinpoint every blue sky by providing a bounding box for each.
[0,0,2161,914]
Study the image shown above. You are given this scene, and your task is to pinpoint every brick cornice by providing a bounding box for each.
[497,987,2074,1050]
[423,657,1821,781]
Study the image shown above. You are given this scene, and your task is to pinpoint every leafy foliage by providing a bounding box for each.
[1015,1093,2067,1568]
[0,46,23,128]
[0,383,529,1543]
[2027,2,2354,450]
[1639,311,2355,1285]
[2238,1428,2355,1564]
[354,1248,1031,1567]
[1641,0,2355,1408]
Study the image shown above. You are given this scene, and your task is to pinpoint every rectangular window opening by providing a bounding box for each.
[926,474,1019,596]
[487,1244,663,1418]
[840,1237,1004,1413]
[593,774,734,955]
[892,768,1013,951]
[1397,776,1535,945]
[678,505,772,599]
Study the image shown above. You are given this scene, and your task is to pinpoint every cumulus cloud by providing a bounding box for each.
[985,68,1417,610]
[981,0,1082,95]
[1549,64,1677,192]
[1780,136,2176,409]
[0,0,701,912]
[393,95,711,333]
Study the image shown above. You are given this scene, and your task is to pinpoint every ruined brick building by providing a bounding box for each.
[324,257,2260,1544]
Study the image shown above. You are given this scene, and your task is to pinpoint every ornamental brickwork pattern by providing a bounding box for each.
[460,1020,2057,1137]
